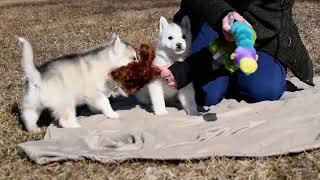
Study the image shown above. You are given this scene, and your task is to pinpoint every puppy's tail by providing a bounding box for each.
[18,37,41,85]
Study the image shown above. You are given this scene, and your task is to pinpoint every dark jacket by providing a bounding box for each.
[169,0,314,89]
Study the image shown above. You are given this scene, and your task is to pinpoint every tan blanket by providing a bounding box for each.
[19,77,320,164]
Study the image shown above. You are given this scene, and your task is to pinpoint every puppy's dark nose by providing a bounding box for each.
[176,43,182,49]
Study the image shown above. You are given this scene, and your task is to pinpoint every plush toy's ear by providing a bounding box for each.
[159,16,168,34]
[181,16,191,30]
[140,44,155,65]
[139,44,149,61]
[230,53,236,60]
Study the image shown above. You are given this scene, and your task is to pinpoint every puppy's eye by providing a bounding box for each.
[182,35,186,39]
[132,57,137,61]
[168,36,173,40]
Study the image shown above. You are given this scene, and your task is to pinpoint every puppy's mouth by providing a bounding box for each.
[175,48,185,54]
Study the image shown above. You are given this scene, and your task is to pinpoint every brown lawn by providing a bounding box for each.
[0,0,319,179]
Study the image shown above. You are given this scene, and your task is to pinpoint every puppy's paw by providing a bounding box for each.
[27,126,41,133]
[60,120,81,128]
[154,109,168,116]
[106,112,120,119]
[23,120,41,133]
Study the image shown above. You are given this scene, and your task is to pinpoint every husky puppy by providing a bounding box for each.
[19,34,137,132]
[135,16,199,116]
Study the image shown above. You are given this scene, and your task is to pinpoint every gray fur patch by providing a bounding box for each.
[37,43,111,74]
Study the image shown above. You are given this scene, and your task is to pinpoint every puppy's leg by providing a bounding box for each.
[88,94,119,119]
[22,88,41,132]
[178,83,200,116]
[53,105,80,128]
[148,80,168,115]
[22,107,40,132]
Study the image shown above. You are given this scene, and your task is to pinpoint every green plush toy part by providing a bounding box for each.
[208,21,258,75]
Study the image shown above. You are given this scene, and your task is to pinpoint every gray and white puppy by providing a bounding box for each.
[18,35,137,132]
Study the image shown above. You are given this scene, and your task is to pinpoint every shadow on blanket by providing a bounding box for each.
[11,103,106,130]
[11,80,304,131]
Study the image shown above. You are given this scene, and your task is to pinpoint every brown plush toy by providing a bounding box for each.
[110,44,161,95]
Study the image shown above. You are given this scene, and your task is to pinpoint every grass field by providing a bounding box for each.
[0,0,320,179]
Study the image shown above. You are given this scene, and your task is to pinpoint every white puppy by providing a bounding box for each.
[136,16,199,116]
[18,34,137,132]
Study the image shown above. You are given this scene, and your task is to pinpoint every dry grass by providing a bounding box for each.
[0,0,320,179]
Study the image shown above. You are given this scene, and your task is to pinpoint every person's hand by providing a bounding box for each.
[222,12,251,41]
[158,65,177,89]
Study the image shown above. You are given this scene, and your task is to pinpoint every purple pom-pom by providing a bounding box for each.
[234,47,257,66]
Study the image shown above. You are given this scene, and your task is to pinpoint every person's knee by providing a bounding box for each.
[202,81,228,106]
[192,23,219,53]
[238,52,287,103]
[196,87,225,106]
[203,91,225,106]
[242,82,286,102]
[195,76,229,106]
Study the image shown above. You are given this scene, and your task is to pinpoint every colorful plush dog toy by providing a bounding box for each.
[110,44,160,95]
[209,20,258,75]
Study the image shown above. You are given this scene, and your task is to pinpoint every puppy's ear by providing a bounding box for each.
[111,32,117,40]
[159,16,168,34]
[181,16,191,30]
[113,35,124,54]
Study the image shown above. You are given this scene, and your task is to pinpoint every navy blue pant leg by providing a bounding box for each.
[191,23,229,106]
[191,23,287,106]
[234,51,287,103]
[200,74,230,106]
[192,23,219,53]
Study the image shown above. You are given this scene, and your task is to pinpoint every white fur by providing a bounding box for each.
[19,35,137,132]
[136,16,199,116]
